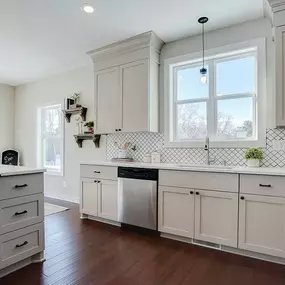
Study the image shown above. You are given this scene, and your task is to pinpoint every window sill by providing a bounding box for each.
[44,171,63,177]
[163,139,266,149]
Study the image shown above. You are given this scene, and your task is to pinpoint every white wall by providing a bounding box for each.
[0,84,15,151]
[14,66,106,203]
[159,18,275,131]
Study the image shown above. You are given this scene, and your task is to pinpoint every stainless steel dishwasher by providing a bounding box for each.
[118,167,158,230]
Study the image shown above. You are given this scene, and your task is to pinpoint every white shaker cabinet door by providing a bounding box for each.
[158,186,194,238]
[276,26,285,127]
[120,59,149,132]
[95,67,120,133]
[80,178,98,217]
[239,194,285,258]
[97,179,118,221]
[194,190,238,247]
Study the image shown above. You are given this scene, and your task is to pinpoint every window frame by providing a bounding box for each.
[164,38,266,148]
[38,104,64,176]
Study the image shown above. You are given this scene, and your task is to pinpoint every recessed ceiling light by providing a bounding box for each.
[81,4,95,13]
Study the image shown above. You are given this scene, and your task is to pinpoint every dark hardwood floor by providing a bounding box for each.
[1,197,285,285]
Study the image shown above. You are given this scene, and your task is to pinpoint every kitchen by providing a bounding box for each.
[1,0,285,284]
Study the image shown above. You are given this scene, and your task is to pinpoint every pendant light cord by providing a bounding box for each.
[202,23,205,68]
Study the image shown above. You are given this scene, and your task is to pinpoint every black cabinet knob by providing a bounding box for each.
[241,196,245,200]
[196,192,200,195]
[190,191,194,194]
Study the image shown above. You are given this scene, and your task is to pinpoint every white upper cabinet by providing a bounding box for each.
[269,1,285,126]
[276,26,285,126]
[88,31,164,134]
[95,67,120,133]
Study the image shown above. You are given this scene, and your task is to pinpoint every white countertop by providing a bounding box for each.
[0,165,46,176]
[81,161,285,176]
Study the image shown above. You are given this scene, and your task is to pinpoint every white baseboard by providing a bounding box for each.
[160,232,285,265]
[44,194,79,204]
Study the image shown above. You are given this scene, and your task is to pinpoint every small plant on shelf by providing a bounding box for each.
[245,148,263,168]
[84,121,94,133]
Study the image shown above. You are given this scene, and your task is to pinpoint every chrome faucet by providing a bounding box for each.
[204,136,215,165]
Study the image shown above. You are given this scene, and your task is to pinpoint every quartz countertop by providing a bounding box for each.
[0,165,46,176]
[81,161,285,176]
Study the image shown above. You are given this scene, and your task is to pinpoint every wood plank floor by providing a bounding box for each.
[1,198,285,285]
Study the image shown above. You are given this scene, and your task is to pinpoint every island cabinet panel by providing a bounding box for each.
[0,194,44,235]
[0,174,43,200]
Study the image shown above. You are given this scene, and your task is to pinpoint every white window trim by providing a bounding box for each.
[164,38,267,148]
[38,103,65,176]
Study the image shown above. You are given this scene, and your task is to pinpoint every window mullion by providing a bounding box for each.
[207,60,215,138]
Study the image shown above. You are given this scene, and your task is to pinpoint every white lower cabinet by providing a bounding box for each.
[158,186,194,238]
[158,186,238,247]
[239,194,285,258]
[194,190,238,247]
[98,180,118,221]
[80,178,118,222]
[80,178,98,216]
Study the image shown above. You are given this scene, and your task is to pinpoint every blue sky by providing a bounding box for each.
[177,56,255,124]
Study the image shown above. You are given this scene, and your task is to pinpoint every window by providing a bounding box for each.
[39,105,64,175]
[165,39,266,148]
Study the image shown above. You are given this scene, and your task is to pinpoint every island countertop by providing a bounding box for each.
[0,165,46,176]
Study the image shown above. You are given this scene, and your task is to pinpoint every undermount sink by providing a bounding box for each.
[176,164,233,170]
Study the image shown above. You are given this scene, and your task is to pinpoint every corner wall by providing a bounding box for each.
[0,84,15,151]
[14,66,106,203]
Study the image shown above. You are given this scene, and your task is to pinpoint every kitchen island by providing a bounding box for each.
[0,165,45,278]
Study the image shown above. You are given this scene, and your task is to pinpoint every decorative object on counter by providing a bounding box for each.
[113,141,135,159]
[84,121,94,133]
[143,153,151,163]
[74,134,101,148]
[1,149,20,165]
[245,148,263,168]
[198,16,209,84]
[151,151,161,163]
[111,158,134,162]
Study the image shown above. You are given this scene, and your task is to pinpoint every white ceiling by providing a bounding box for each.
[0,0,265,86]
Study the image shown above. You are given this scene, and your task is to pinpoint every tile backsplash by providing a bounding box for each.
[106,129,285,168]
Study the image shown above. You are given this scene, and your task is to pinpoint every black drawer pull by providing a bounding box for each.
[93,171,101,174]
[259,184,272,188]
[15,184,28,189]
[15,210,28,216]
[15,241,28,248]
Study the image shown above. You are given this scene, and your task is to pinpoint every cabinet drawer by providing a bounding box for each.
[240,175,285,197]
[0,223,44,269]
[159,170,238,193]
[0,194,44,234]
[80,165,117,180]
[0,174,43,200]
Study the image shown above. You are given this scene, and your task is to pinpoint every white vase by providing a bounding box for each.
[247,159,260,168]
[118,149,128,159]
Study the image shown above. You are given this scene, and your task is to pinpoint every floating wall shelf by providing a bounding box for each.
[74,134,101,148]
[62,107,87,123]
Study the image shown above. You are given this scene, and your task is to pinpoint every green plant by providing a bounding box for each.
[245,148,263,160]
[70,93,80,100]
[84,121,94,128]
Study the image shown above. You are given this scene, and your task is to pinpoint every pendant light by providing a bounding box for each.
[198,17,209,84]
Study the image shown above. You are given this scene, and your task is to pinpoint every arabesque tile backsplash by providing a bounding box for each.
[106,129,285,168]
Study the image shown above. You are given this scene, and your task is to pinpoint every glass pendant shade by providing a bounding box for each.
[200,67,207,84]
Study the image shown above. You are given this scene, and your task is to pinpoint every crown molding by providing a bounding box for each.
[267,0,285,12]
[87,31,164,62]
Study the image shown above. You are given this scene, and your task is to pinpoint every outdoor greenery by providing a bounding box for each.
[84,121,94,128]
[245,148,263,160]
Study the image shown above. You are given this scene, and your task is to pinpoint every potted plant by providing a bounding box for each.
[84,121,94,133]
[245,148,263,168]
